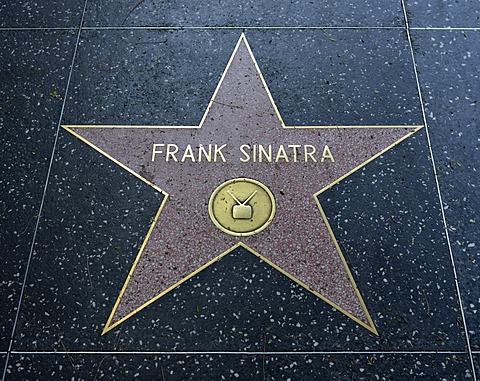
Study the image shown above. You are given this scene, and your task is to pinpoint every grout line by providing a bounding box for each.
[0,27,75,31]
[81,25,403,30]
[5,350,471,356]
[1,1,90,380]
[0,25,480,33]
[401,1,477,380]
[410,27,480,31]
[0,25,404,31]
[1,26,479,32]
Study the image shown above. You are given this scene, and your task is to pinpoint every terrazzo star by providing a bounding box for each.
[63,34,422,335]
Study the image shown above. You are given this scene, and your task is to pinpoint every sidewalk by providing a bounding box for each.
[1,1,478,379]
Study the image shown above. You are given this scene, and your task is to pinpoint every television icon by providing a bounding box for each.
[233,204,252,219]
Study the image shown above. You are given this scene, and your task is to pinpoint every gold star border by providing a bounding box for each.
[63,34,423,336]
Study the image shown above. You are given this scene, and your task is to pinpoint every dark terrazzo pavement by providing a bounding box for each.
[411,29,480,350]
[0,1,85,28]
[406,0,480,28]
[1,0,478,379]
[4,353,473,380]
[319,130,466,351]
[11,130,165,352]
[83,0,404,28]
[0,30,76,351]
[63,29,422,127]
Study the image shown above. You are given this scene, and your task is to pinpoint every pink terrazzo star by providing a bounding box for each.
[64,34,421,335]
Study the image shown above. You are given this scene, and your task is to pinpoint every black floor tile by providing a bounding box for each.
[11,129,165,351]
[247,30,422,126]
[0,354,5,375]
[63,30,238,126]
[319,131,466,351]
[63,29,422,127]
[412,29,480,349]
[0,0,85,28]
[4,354,260,380]
[83,0,404,28]
[264,354,472,380]
[4,353,472,380]
[0,30,76,350]
[406,0,480,28]
[475,354,480,377]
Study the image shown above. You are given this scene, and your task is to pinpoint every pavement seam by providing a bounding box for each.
[5,350,471,356]
[401,1,477,380]
[1,1,90,379]
[2,26,479,32]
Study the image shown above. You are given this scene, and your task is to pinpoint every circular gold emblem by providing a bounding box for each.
[208,178,276,237]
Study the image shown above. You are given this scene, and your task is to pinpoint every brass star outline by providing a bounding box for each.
[63,34,422,336]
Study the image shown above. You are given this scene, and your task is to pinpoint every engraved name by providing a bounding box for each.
[151,143,335,163]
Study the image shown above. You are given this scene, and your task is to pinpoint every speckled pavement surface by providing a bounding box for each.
[1,1,479,380]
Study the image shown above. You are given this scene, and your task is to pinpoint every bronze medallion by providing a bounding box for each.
[208,178,276,236]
